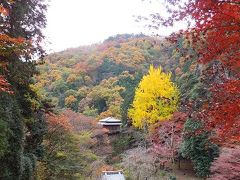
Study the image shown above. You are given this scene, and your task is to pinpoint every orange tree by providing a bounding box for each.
[0,4,29,93]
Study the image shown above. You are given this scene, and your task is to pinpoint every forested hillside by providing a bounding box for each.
[34,34,228,179]
[35,34,186,120]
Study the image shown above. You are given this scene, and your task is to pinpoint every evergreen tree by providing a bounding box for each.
[0,0,47,179]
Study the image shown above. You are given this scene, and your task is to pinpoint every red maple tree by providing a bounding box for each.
[150,0,240,69]
[149,112,187,164]
[149,0,240,143]
[0,75,12,93]
[209,145,240,180]
[203,79,240,143]
[46,112,73,132]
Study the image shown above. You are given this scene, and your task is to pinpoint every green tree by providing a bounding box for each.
[79,77,124,118]
[117,71,143,124]
[180,119,219,177]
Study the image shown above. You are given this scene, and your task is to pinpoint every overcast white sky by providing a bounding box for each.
[44,0,185,52]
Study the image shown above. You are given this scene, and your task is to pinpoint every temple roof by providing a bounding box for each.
[98,117,122,126]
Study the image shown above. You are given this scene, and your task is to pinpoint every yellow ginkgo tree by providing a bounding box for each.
[128,65,180,129]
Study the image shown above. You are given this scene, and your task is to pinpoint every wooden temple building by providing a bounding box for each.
[98,117,122,134]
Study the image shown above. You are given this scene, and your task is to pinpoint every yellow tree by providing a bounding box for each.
[128,65,179,129]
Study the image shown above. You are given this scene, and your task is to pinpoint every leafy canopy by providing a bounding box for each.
[128,65,180,128]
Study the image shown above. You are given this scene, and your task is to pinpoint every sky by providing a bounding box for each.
[44,0,185,52]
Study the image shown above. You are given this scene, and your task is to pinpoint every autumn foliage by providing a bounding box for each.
[0,34,29,57]
[0,5,9,16]
[128,65,180,129]
[0,3,30,94]
[0,4,29,58]
[205,79,240,143]
[149,0,240,143]
[0,75,12,93]
[46,112,73,131]
[150,112,187,162]
[187,0,240,69]
[209,146,240,180]
[151,0,240,69]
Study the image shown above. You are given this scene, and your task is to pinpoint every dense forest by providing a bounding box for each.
[0,0,240,180]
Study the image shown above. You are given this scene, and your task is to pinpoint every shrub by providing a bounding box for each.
[209,146,240,180]
[180,119,219,177]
